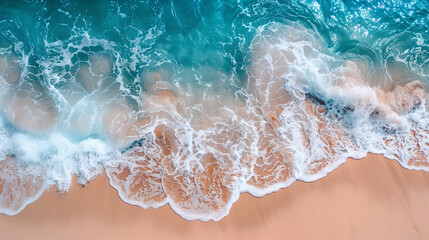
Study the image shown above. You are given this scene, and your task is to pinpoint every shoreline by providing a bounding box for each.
[1,153,429,239]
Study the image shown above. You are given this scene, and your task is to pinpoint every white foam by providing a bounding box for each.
[0,158,46,216]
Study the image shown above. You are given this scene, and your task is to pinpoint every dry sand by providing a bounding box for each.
[1,154,429,240]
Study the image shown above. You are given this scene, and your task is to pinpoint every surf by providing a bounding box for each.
[0,0,428,221]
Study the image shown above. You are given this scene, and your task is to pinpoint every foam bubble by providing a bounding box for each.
[0,156,46,216]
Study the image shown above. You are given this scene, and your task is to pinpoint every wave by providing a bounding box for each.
[1,1,429,221]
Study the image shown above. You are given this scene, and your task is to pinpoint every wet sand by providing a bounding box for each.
[1,153,429,240]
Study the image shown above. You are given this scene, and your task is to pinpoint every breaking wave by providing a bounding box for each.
[1,0,429,221]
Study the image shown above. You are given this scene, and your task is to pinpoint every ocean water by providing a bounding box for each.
[0,0,428,221]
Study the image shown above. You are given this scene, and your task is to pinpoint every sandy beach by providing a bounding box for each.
[1,153,428,240]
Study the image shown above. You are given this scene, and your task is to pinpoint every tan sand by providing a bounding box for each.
[1,153,429,240]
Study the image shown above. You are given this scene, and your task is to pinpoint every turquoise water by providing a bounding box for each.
[0,0,428,221]
[2,0,428,86]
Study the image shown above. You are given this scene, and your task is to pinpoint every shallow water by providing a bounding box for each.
[0,0,428,221]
